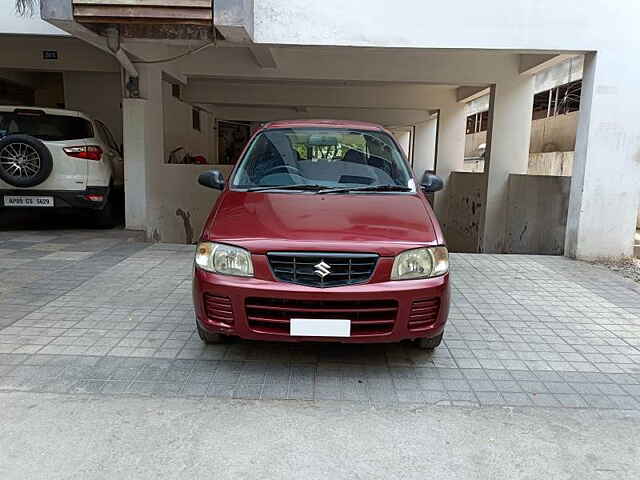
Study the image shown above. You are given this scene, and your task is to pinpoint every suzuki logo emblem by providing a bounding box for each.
[314,261,331,278]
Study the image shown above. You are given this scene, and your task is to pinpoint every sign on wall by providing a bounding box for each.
[42,50,58,60]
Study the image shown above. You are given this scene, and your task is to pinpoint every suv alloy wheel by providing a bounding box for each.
[0,134,53,188]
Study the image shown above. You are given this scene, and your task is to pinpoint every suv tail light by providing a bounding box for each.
[63,145,103,161]
[83,194,105,202]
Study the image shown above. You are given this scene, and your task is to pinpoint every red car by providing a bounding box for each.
[193,120,449,349]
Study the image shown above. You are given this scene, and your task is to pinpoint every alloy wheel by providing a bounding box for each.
[0,142,42,180]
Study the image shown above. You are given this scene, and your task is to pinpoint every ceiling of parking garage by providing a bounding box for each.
[125,43,514,86]
[181,76,454,126]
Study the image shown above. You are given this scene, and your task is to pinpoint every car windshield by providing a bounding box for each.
[231,127,415,192]
[0,111,93,141]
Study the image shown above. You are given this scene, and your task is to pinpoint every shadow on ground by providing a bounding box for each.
[0,196,124,231]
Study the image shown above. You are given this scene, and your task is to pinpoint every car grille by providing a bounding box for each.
[245,297,398,336]
[203,294,234,326]
[408,298,440,332]
[267,252,378,288]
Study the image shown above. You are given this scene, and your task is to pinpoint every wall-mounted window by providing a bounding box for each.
[532,79,582,120]
[532,89,551,120]
[171,83,181,99]
[465,111,488,135]
[192,108,201,131]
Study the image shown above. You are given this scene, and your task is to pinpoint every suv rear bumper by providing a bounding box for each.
[0,186,109,210]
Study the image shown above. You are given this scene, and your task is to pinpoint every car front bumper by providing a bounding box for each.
[0,186,110,210]
[193,256,450,344]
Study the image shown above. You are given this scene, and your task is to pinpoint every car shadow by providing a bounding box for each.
[0,203,124,231]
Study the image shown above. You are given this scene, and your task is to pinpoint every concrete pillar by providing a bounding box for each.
[480,74,534,252]
[390,129,412,160]
[123,65,164,235]
[433,99,466,234]
[565,51,640,259]
[413,117,437,176]
[396,131,412,160]
[123,99,148,230]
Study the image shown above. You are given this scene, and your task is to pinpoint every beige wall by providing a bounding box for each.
[63,71,123,145]
[530,111,577,153]
[163,82,215,164]
[444,172,486,253]
[465,111,578,158]
[527,152,573,176]
[413,117,437,175]
[0,35,119,73]
[506,174,571,255]
[34,73,65,108]
[124,66,227,244]
[463,151,574,176]
[389,129,412,159]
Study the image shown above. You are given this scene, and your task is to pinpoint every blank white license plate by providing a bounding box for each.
[290,318,351,337]
[4,196,54,207]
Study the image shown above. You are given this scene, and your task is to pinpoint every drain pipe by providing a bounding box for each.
[113,46,138,79]
[105,27,139,97]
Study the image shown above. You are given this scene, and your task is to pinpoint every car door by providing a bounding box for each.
[95,121,124,187]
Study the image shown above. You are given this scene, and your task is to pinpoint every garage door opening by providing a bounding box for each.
[0,69,125,230]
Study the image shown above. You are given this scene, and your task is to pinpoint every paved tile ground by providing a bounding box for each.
[1,229,639,409]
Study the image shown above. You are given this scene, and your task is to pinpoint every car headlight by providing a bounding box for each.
[390,246,448,280]
[195,242,254,277]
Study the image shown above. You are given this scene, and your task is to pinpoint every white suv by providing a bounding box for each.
[0,106,123,225]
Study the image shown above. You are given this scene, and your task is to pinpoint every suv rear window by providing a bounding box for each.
[0,111,93,141]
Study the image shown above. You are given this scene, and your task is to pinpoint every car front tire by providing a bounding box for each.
[197,323,228,345]
[415,332,443,350]
[93,199,116,228]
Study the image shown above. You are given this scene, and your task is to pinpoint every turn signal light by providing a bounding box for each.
[64,145,103,161]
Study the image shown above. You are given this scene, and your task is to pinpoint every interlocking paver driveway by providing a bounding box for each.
[0,229,639,409]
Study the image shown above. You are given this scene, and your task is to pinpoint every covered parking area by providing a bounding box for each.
[32,0,637,261]
[0,34,123,160]
[0,30,125,227]
[71,44,584,253]
[0,1,636,261]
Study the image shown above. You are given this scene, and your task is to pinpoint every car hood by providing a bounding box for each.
[203,191,442,256]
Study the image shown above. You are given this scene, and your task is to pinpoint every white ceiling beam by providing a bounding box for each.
[210,104,433,125]
[519,53,574,76]
[249,46,277,69]
[183,79,455,110]
[176,47,519,85]
[456,86,490,103]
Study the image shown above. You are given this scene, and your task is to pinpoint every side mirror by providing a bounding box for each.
[421,172,444,193]
[198,170,225,190]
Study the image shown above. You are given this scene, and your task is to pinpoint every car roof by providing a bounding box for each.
[261,119,387,132]
[0,105,90,120]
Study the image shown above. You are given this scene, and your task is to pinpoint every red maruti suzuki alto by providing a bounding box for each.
[193,120,449,349]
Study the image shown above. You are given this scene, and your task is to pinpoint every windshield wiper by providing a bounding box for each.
[319,185,413,194]
[246,184,329,192]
